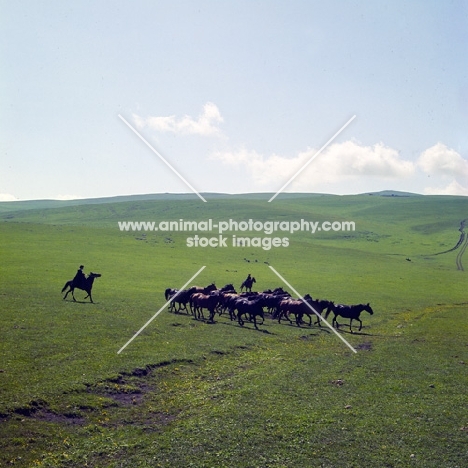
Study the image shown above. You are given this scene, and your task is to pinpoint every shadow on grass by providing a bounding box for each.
[212,319,276,334]
[333,327,381,337]
[62,299,97,304]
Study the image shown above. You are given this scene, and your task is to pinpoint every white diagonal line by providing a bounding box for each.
[117,266,206,354]
[268,115,356,202]
[118,114,207,203]
[268,265,357,353]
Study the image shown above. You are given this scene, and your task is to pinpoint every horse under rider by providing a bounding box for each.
[73,265,86,288]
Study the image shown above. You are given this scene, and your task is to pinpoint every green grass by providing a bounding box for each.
[0,194,467,467]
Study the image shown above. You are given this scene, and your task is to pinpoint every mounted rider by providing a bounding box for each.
[73,265,86,289]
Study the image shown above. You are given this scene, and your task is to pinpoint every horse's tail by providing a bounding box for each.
[164,288,171,300]
[324,302,334,320]
[61,281,71,293]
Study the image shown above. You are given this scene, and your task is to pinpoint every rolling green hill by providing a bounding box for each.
[0,193,467,467]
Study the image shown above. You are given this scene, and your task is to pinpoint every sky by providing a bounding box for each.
[1,0,467,201]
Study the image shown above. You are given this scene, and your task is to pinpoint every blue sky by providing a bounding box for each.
[1,0,467,200]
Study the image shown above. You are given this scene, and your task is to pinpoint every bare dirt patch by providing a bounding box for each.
[355,341,373,351]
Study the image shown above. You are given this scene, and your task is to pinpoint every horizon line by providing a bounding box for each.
[2,189,458,203]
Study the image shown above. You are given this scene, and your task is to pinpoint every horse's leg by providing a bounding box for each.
[277,310,282,324]
[208,308,215,323]
[295,312,301,327]
[230,307,237,321]
[358,318,363,331]
[253,314,258,330]
[83,290,93,303]
[349,318,353,333]
[238,312,244,326]
[71,288,77,302]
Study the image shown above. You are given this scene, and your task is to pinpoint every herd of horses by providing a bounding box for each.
[61,273,374,333]
[164,282,374,333]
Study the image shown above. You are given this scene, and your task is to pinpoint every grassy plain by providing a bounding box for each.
[0,193,467,467]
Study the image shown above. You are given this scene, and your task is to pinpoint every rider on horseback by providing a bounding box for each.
[73,265,86,289]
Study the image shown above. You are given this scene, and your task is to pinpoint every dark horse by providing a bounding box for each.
[62,273,101,303]
[235,297,264,330]
[165,288,192,313]
[240,277,256,292]
[325,303,374,332]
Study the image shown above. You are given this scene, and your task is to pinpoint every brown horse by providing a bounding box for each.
[277,294,321,326]
[277,297,307,326]
[165,289,194,313]
[190,292,220,322]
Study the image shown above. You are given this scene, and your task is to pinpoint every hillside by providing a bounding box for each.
[0,193,467,467]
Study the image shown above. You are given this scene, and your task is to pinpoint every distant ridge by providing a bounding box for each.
[0,190,447,214]
[0,192,332,212]
[364,190,420,197]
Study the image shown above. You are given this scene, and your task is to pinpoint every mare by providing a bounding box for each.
[300,299,334,327]
[277,294,314,326]
[188,283,217,297]
[325,303,374,332]
[190,292,220,322]
[235,297,264,330]
[168,289,193,313]
[62,273,101,303]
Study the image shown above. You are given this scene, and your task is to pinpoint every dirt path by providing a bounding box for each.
[428,219,467,271]
[455,220,467,271]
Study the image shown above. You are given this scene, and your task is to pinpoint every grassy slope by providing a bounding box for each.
[0,194,467,467]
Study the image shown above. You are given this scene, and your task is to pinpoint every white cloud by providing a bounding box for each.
[133,102,223,136]
[0,193,18,201]
[418,143,468,196]
[211,140,415,190]
[418,143,468,178]
[423,180,468,196]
